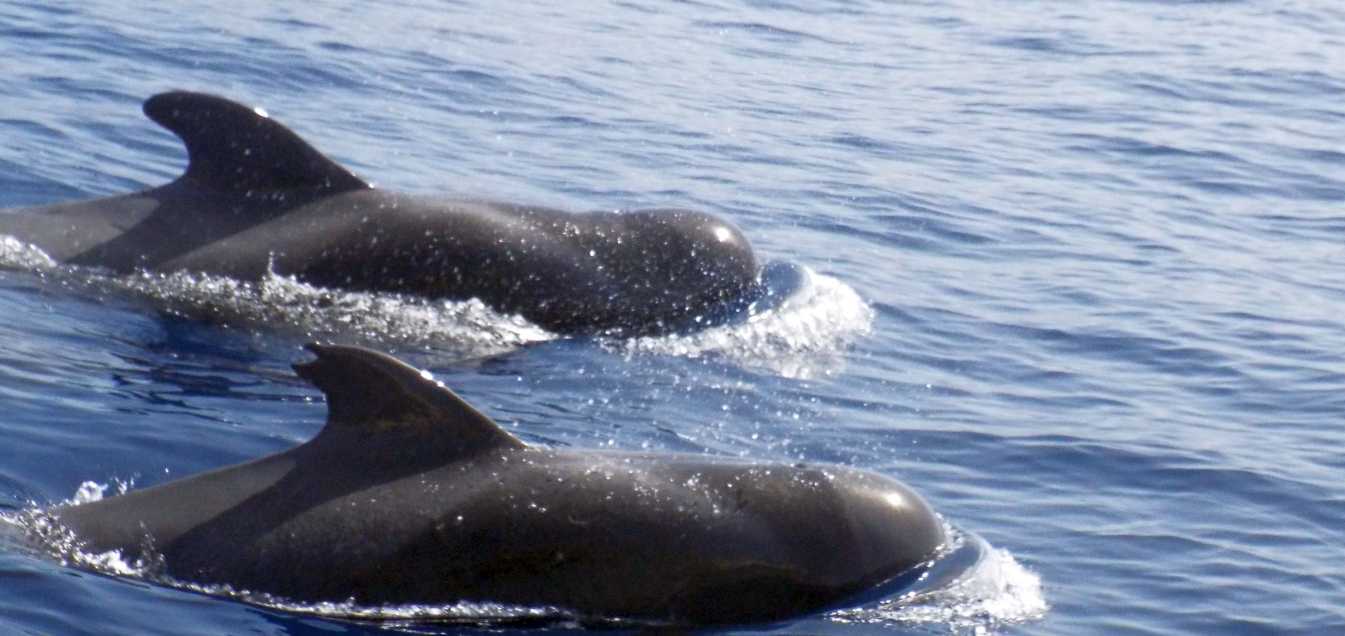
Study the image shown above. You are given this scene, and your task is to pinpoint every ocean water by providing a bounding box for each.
[1,0,1343,634]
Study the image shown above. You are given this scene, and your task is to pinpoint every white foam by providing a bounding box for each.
[71,480,108,504]
[5,505,147,577]
[616,265,874,378]
[182,590,573,627]
[65,479,132,505]
[830,532,1048,633]
[0,235,57,270]
[114,268,556,356]
[0,238,555,358]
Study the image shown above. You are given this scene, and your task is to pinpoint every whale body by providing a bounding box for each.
[53,344,946,626]
[0,92,760,335]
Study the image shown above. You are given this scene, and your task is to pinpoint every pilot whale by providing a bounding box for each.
[0,92,760,335]
[52,344,947,626]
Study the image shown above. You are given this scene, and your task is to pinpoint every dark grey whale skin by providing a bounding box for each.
[53,344,947,626]
[0,92,760,335]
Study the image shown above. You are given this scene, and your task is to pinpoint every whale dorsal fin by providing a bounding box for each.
[143,91,370,194]
[293,343,525,454]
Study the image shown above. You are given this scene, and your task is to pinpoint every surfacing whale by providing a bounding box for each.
[51,344,947,626]
[0,92,761,335]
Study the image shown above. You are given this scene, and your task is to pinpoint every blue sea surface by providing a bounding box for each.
[2,0,1344,634]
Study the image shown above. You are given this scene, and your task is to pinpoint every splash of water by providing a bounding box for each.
[0,236,56,270]
[0,236,554,357]
[829,528,1048,633]
[616,262,875,378]
[116,268,555,358]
